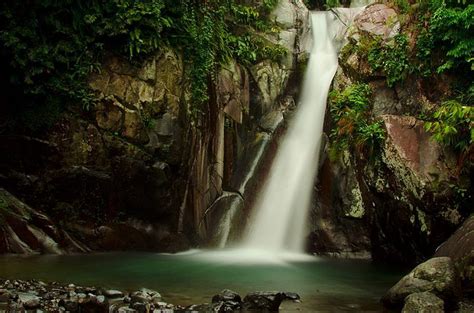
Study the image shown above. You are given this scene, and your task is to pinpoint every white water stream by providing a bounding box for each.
[240,12,339,253]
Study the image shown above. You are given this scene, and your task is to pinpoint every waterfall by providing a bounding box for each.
[240,12,339,253]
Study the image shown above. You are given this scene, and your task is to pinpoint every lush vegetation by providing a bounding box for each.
[328,84,385,160]
[424,100,473,168]
[336,0,473,162]
[417,0,473,75]
[0,0,285,129]
[412,0,473,165]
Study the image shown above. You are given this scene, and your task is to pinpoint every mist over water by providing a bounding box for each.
[240,12,339,254]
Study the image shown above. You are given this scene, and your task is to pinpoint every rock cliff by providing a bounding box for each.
[0,0,310,253]
[310,3,472,265]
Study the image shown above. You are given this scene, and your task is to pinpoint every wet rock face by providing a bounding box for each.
[218,61,249,125]
[0,0,309,253]
[0,188,88,254]
[382,257,461,308]
[311,1,471,265]
[250,0,310,116]
[308,151,371,259]
[381,115,455,197]
[89,48,185,155]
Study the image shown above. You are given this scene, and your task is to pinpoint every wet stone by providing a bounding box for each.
[23,298,41,309]
[131,301,148,313]
[104,289,124,298]
[212,289,241,303]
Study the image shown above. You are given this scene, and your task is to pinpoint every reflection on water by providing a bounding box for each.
[0,251,405,312]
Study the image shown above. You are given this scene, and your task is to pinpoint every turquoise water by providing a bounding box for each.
[0,251,405,312]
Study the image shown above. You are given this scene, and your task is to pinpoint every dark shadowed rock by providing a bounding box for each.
[60,298,80,312]
[402,292,444,313]
[212,289,241,303]
[435,215,474,262]
[435,215,474,296]
[383,257,461,308]
[130,301,148,313]
[130,288,161,304]
[185,303,214,312]
[243,291,300,311]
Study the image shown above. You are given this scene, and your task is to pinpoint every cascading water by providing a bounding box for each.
[240,12,339,253]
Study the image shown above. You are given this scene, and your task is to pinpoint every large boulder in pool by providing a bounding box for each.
[243,291,300,311]
[402,292,444,313]
[382,257,461,308]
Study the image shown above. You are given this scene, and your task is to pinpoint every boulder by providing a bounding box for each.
[402,292,444,313]
[382,257,461,307]
[354,4,400,40]
[435,215,474,295]
[435,215,474,262]
[243,291,300,311]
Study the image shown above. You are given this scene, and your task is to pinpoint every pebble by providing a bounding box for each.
[104,289,124,298]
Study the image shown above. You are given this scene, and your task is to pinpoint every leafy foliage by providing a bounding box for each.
[424,100,473,152]
[169,0,286,118]
[0,0,171,129]
[0,0,286,129]
[329,84,385,160]
[412,0,473,87]
[367,34,411,87]
[428,0,474,73]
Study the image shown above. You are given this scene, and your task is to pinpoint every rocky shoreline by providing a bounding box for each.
[0,279,300,312]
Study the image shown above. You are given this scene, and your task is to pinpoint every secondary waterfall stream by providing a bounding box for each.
[240,12,339,253]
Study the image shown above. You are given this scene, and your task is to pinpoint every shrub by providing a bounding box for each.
[424,100,473,152]
[367,34,411,87]
[329,84,386,160]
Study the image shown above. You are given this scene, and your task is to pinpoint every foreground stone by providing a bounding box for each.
[243,291,301,311]
[382,257,461,308]
[0,279,177,313]
[0,280,299,312]
[402,292,444,313]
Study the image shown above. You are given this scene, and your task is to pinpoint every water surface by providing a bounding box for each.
[0,251,405,312]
